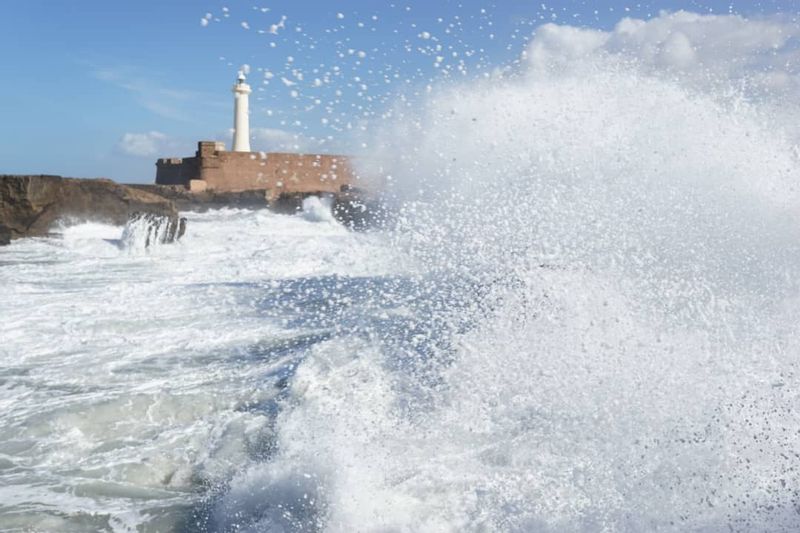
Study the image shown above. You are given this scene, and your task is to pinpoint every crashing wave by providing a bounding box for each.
[120,212,186,251]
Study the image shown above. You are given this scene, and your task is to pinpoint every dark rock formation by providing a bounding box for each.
[121,212,187,248]
[270,192,310,215]
[0,175,182,245]
[128,184,270,212]
[332,186,390,230]
[133,182,389,231]
[269,190,390,230]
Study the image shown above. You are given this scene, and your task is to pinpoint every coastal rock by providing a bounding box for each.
[121,212,187,249]
[332,186,390,230]
[0,175,182,244]
[271,189,389,230]
[270,191,310,215]
[129,184,270,212]
[133,182,389,231]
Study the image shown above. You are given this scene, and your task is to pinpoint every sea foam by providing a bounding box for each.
[213,19,800,533]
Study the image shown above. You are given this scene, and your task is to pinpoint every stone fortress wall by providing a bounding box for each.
[156,141,358,197]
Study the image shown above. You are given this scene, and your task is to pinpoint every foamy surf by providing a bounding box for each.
[205,13,800,533]
[3,7,800,533]
[0,208,403,532]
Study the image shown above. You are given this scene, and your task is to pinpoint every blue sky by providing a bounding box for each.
[0,0,796,183]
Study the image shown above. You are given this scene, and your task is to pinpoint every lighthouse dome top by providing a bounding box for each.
[233,71,252,95]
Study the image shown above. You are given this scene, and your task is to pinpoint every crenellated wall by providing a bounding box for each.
[156,141,359,195]
[155,157,199,186]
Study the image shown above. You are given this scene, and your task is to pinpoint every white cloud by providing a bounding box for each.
[117,131,172,157]
[527,24,609,69]
[119,128,311,159]
[251,127,309,152]
[216,127,309,153]
[525,11,800,96]
[93,67,225,122]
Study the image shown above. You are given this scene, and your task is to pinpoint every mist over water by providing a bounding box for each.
[239,24,800,531]
[3,8,800,533]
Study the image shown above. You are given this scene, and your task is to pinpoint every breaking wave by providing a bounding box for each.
[213,31,800,533]
[120,213,184,251]
[3,10,800,533]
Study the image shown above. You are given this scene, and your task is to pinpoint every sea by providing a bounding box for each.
[3,29,800,533]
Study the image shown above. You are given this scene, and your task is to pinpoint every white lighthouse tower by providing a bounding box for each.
[232,70,252,152]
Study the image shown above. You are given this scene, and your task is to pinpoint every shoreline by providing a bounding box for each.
[0,175,387,245]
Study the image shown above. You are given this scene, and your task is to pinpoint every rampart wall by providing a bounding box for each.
[155,158,199,186]
[156,141,358,195]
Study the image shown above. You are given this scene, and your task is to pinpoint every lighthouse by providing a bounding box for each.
[232,71,252,152]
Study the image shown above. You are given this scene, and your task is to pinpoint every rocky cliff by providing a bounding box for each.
[0,175,184,245]
[129,184,270,212]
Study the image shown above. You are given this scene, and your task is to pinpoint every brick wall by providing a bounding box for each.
[156,142,358,195]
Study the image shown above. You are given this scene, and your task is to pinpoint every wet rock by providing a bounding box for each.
[270,190,389,229]
[270,192,310,215]
[332,186,390,230]
[131,182,389,231]
[0,175,182,245]
[0,225,10,246]
[121,212,187,248]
